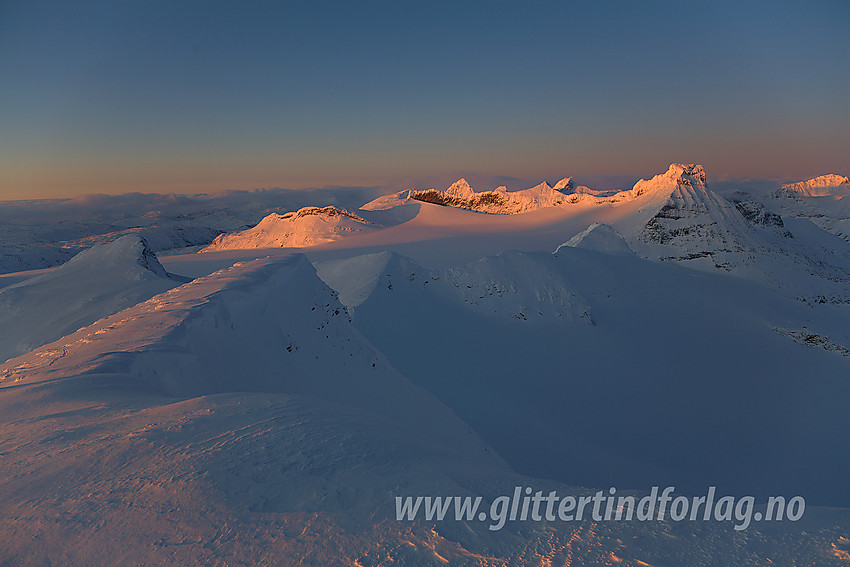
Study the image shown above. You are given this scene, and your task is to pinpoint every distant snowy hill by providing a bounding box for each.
[758,174,850,244]
[201,206,376,251]
[776,174,850,198]
[0,235,186,363]
[0,186,381,274]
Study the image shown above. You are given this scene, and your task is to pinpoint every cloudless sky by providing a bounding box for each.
[1,0,848,198]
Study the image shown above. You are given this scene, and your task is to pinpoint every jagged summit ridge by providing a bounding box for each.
[404,178,571,214]
[632,163,707,198]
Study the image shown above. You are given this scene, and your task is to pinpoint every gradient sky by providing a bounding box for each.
[1,1,848,199]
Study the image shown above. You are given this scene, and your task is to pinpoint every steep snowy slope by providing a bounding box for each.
[331,246,850,509]
[616,164,850,302]
[0,235,187,363]
[201,206,376,251]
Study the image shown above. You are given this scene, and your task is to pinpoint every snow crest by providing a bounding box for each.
[556,223,634,256]
[0,235,185,363]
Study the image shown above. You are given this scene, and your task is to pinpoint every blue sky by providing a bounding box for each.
[1,1,848,198]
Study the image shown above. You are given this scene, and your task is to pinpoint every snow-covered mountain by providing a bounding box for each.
[757,174,850,245]
[0,235,187,363]
[776,174,850,199]
[3,164,850,565]
[362,177,579,214]
[201,206,376,251]
[355,164,850,303]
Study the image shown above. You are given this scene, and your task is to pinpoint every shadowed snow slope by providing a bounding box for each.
[0,234,187,363]
[317,250,593,323]
[556,223,634,255]
[338,246,850,508]
[3,251,849,566]
[4,224,850,564]
[201,206,376,251]
[0,253,492,454]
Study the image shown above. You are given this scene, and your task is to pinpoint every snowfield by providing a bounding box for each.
[2,164,850,565]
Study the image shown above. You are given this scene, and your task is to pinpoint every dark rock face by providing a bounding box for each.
[734,200,785,228]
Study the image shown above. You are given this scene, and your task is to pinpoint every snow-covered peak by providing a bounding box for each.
[555,223,634,256]
[553,177,573,191]
[33,234,172,282]
[668,163,707,182]
[445,178,475,198]
[201,206,375,251]
[632,163,707,197]
[779,174,850,198]
[528,181,553,193]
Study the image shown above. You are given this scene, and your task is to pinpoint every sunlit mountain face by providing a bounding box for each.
[1,165,849,565]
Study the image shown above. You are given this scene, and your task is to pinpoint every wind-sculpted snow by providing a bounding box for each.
[0,235,186,363]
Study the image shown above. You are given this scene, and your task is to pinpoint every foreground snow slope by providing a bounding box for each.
[3,251,848,566]
[0,254,490,452]
[323,246,850,508]
[0,235,186,363]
